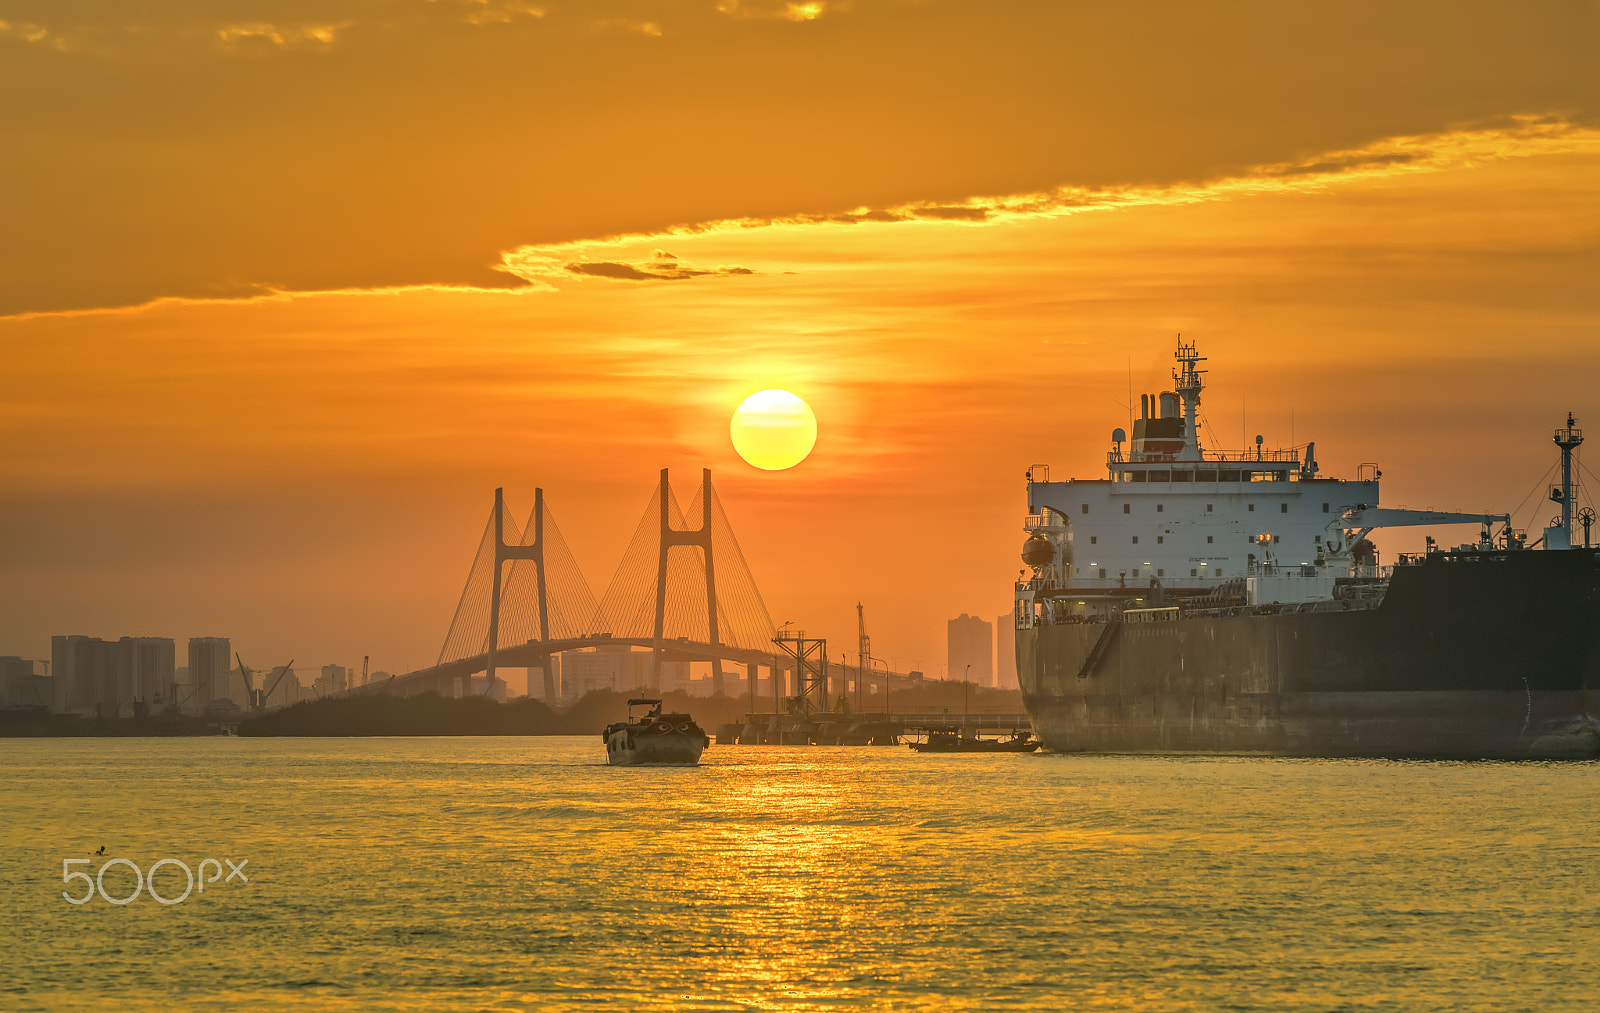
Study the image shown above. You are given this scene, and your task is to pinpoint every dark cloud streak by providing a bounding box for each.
[565,259,756,281]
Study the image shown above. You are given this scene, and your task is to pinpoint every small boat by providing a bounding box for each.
[908,728,1041,754]
[602,698,710,766]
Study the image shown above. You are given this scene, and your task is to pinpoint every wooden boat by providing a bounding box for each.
[602,698,710,765]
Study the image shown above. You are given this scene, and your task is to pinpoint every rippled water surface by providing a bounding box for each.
[2,738,1597,1011]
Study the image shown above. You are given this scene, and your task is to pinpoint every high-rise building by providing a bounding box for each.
[946,614,994,687]
[560,646,687,701]
[265,668,302,709]
[187,637,232,710]
[117,637,175,713]
[526,658,562,701]
[0,657,52,708]
[452,674,508,701]
[51,635,118,714]
[995,613,1018,689]
[46,635,173,715]
[316,664,349,697]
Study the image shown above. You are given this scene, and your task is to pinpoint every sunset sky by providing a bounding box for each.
[3,2,1598,679]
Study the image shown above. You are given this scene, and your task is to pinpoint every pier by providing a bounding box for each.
[716,712,1035,746]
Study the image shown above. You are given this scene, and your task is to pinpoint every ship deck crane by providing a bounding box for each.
[1337,507,1512,553]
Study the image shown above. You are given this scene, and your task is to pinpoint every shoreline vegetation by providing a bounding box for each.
[0,684,1026,737]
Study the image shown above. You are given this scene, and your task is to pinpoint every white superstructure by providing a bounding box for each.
[1021,341,1509,610]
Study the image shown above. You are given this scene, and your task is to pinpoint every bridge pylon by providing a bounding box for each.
[487,487,547,692]
[653,468,725,694]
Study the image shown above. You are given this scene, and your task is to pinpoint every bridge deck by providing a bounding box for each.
[357,636,927,697]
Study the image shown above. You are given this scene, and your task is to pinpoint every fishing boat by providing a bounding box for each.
[602,698,710,765]
[907,728,1040,753]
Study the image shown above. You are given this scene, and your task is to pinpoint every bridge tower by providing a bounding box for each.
[487,487,548,691]
[653,468,725,694]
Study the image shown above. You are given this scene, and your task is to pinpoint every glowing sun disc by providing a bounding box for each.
[730,390,818,471]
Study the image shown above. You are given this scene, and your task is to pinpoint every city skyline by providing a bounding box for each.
[3,1,1597,678]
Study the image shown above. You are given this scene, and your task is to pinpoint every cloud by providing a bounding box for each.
[5,3,1597,317]
[718,1,833,22]
[481,115,1600,295]
[563,251,755,281]
[911,206,992,222]
[1267,152,1417,178]
[0,18,69,50]
[592,18,663,37]
[217,22,346,49]
[460,1,547,26]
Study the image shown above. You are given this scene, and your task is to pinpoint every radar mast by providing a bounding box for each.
[1172,338,1207,461]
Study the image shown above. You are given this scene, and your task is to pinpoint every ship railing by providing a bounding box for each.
[1127,450,1301,465]
[1056,577,1255,594]
[1051,578,1173,595]
[1181,597,1381,619]
[1204,449,1301,463]
[1114,465,1302,483]
[1245,561,1324,578]
[1123,607,1180,623]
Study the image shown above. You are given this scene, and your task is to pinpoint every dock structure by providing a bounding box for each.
[716,712,1035,746]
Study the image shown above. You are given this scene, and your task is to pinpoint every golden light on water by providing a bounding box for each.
[730,390,818,471]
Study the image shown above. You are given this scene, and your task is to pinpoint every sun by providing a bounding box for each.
[730,389,818,471]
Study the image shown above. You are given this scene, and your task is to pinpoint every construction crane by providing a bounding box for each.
[857,602,871,712]
[237,653,295,712]
[175,674,208,714]
[260,661,294,709]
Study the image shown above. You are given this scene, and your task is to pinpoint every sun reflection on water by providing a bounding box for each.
[1,741,1596,1011]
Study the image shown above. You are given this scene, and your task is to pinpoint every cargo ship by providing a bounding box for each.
[1014,341,1600,758]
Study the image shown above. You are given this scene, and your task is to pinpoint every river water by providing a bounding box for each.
[1,738,1595,1011]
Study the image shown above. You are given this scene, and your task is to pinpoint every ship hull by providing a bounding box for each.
[1018,549,1600,758]
[604,727,708,765]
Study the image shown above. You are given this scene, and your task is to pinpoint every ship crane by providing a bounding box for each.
[1334,507,1512,555]
[1337,502,1510,544]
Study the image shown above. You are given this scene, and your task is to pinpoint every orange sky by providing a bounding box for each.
[3,3,1598,677]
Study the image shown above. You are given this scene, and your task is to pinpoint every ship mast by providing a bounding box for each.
[1552,414,1584,549]
[1172,338,1206,461]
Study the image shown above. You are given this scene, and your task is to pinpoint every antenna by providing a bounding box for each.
[1127,357,1133,438]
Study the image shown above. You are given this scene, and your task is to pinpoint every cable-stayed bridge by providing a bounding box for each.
[357,469,881,702]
